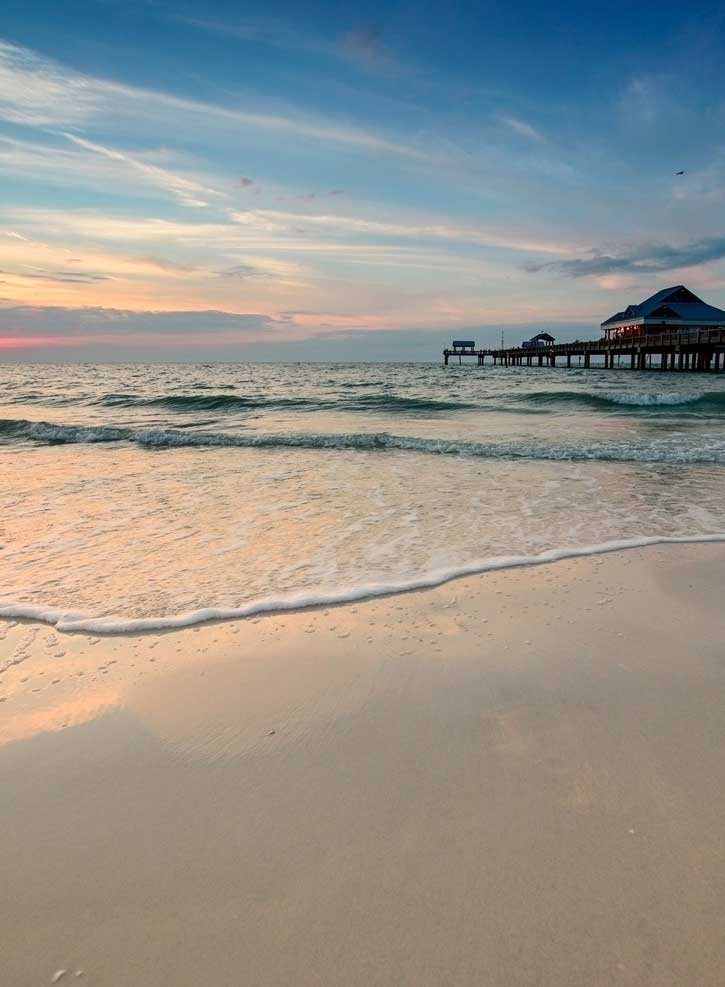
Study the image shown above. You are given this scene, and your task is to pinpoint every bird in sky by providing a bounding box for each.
[675,170,686,175]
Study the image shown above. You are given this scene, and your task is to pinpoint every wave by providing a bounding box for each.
[3,416,725,464]
[96,392,309,411]
[342,394,475,412]
[93,392,476,413]
[2,534,724,635]
[517,389,725,410]
[18,386,725,415]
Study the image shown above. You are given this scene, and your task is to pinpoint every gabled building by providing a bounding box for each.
[521,332,556,349]
[601,286,725,339]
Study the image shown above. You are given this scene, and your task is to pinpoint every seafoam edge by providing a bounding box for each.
[1,533,724,636]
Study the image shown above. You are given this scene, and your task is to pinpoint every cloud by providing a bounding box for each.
[0,134,216,206]
[277,188,346,203]
[0,40,96,127]
[62,133,220,208]
[217,264,261,279]
[0,303,280,337]
[619,75,667,126]
[499,114,544,141]
[129,256,196,274]
[596,274,641,292]
[4,208,236,244]
[0,269,111,284]
[527,236,725,278]
[230,207,573,255]
[0,39,420,158]
[3,204,575,266]
[215,260,303,280]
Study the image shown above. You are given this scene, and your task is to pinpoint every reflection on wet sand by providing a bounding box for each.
[2,545,725,986]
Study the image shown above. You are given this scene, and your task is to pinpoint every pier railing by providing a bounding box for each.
[444,325,725,370]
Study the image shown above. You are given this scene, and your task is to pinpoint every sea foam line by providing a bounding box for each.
[2,534,724,636]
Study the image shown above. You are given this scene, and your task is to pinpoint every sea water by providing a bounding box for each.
[2,361,725,632]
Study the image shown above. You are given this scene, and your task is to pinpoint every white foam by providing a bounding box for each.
[4,416,725,464]
[601,391,709,407]
[2,533,724,636]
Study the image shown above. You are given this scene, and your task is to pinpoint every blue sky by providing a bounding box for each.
[1,0,725,359]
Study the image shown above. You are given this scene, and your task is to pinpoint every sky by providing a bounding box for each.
[2,0,725,361]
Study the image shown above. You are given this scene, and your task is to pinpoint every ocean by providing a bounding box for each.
[2,361,725,633]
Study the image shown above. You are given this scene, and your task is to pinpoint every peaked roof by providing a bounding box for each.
[602,286,725,326]
[529,332,555,341]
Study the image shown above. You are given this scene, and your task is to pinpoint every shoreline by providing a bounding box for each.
[3,532,725,635]
[2,541,725,985]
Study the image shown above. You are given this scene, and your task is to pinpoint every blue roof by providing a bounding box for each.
[602,286,725,326]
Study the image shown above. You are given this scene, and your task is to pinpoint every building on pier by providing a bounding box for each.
[521,332,556,349]
[601,286,725,340]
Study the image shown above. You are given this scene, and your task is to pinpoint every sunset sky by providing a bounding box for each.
[2,0,725,360]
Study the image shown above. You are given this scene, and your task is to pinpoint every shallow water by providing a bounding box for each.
[2,361,725,630]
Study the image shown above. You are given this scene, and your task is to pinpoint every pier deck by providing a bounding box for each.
[443,326,725,371]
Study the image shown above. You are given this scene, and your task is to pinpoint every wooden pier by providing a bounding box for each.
[443,326,725,371]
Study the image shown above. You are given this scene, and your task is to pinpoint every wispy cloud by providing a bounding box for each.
[619,75,667,126]
[0,39,419,158]
[3,203,578,265]
[499,114,544,141]
[0,40,97,127]
[230,207,573,255]
[527,236,725,277]
[0,268,111,284]
[62,134,221,208]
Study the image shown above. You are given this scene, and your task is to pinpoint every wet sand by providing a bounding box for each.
[2,543,725,986]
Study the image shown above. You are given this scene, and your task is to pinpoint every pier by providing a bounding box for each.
[444,326,725,371]
[443,286,725,371]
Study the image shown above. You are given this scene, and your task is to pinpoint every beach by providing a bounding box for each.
[3,541,725,986]
[5,2,725,982]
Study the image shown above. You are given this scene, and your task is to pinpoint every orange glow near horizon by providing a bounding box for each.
[0,336,90,348]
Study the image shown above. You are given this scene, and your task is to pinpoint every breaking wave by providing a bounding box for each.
[2,534,725,634]
[517,389,725,411]
[3,417,725,464]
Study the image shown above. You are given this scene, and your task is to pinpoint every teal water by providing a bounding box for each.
[2,362,725,631]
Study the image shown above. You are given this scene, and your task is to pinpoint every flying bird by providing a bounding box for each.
[675,170,686,175]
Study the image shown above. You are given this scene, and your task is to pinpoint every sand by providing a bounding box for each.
[2,543,725,986]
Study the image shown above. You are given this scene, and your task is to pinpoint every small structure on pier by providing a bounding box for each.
[602,286,725,340]
[522,332,555,349]
[443,340,480,365]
